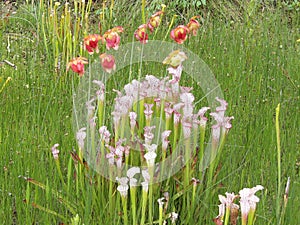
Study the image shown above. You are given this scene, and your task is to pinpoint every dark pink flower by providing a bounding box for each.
[67,57,88,77]
[170,25,189,44]
[83,34,102,54]
[134,24,149,44]
[103,26,124,50]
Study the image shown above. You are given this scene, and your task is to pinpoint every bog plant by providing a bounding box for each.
[25,5,265,225]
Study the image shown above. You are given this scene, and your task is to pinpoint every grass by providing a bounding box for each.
[0,1,299,224]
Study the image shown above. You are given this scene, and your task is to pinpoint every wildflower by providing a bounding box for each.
[170,25,189,44]
[103,26,123,50]
[51,144,60,160]
[83,34,102,54]
[219,192,238,208]
[67,57,88,76]
[129,112,137,131]
[144,103,154,121]
[157,197,165,207]
[106,139,128,168]
[197,107,210,127]
[99,53,116,73]
[93,80,105,102]
[191,177,200,186]
[99,126,111,144]
[164,103,173,119]
[180,92,195,118]
[144,126,156,145]
[162,130,171,150]
[141,169,150,192]
[187,16,200,36]
[170,212,179,224]
[144,151,157,167]
[127,167,140,187]
[239,185,264,224]
[148,11,163,32]
[134,24,149,44]
[168,64,183,84]
[163,50,187,68]
[76,128,86,150]
[116,177,129,197]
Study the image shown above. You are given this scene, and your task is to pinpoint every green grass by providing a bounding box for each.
[0,1,299,224]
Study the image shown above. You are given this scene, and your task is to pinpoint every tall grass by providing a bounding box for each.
[0,1,299,224]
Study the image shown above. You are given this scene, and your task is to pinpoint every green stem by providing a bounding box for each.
[275,103,281,222]
[141,0,146,24]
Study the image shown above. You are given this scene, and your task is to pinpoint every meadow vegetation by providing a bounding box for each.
[0,0,299,224]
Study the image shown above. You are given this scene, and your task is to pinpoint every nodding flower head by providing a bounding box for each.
[163,50,187,68]
[103,26,124,50]
[134,24,149,44]
[170,25,189,44]
[148,11,164,32]
[67,57,88,76]
[239,185,264,217]
[83,34,102,54]
[187,16,201,36]
[100,53,116,74]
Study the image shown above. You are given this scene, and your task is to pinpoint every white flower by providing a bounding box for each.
[116,177,129,197]
[129,112,137,130]
[144,143,158,152]
[239,185,264,217]
[141,181,149,192]
[170,212,179,224]
[157,197,165,207]
[144,151,157,167]
[127,167,140,187]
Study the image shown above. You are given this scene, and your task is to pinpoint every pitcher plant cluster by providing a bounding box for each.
[26,7,264,225]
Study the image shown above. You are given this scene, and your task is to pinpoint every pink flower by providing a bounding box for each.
[144,126,156,145]
[51,144,60,160]
[161,130,171,150]
[67,57,88,76]
[83,34,102,54]
[100,53,116,73]
[99,126,111,144]
[197,107,210,127]
[103,26,123,50]
[76,128,86,149]
[134,24,149,44]
[144,103,154,120]
[170,25,189,44]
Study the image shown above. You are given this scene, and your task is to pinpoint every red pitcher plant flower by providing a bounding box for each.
[170,25,189,44]
[83,34,102,54]
[134,24,149,44]
[187,16,201,36]
[103,26,124,50]
[147,11,164,32]
[100,53,116,73]
[67,56,88,77]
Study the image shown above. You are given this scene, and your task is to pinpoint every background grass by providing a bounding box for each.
[0,1,299,224]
